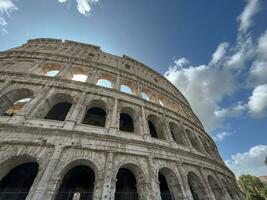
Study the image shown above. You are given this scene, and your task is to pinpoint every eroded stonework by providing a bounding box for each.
[0,38,244,200]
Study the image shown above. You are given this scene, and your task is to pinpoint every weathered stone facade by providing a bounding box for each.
[0,38,244,200]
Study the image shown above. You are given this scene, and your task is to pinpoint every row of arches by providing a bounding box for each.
[32,62,168,104]
[3,60,202,127]
[0,159,239,200]
[0,87,217,158]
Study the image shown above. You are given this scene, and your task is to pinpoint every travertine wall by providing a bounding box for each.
[0,38,244,200]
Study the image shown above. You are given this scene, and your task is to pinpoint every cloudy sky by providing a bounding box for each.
[0,0,266,177]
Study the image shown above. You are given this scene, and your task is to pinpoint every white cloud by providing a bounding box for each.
[213,131,233,142]
[248,84,267,117]
[226,145,267,177]
[238,0,261,33]
[0,0,18,33]
[210,42,229,65]
[58,0,99,16]
[164,57,235,131]
[164,0,266,136]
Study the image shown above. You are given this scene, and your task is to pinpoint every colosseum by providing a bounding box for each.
[0,38,244,200]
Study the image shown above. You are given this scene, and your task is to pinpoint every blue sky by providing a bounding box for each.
[0,0,266,177]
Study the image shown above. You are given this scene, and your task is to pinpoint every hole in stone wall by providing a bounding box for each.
[120,85,132,95]
[119,113,134,132]
[186,129,201,152]
[3,98,31,116]
[148,120,158,139]
[187,172,208,200]
[56,165,95,200]
[0,162,39,200]
[169,122,185,145]
[44,102,72,121]
[159,172,172,200]
[208,175,224,200]
[72,74,88,82]
[96,79,112,88]
[141,92,149,101]
[46,70,59,77]
[82,107,106,127]
[0,89,34,116]
[35,63,62,77]
[115,168,138,200]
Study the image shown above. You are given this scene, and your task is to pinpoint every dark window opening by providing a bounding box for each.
[148,120,158,138]
[82,107,106,127]
[188,172,207,200]
[189,183,200,200]
[56,165,95,200]
[208,176,224,200]
[170,130,176,142]
[119,113,134,132]
[44,102,72,121]
[0,162,38,200]
[115,168,138,200]
[159,172,172,200]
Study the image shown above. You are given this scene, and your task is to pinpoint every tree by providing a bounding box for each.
[239,174,266,200]
[261,185,267,198]
[265,157,267,165]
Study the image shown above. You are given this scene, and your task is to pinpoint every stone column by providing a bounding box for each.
[114,74,120,91]
[100,152,114,199]
[177,164,194,200]
[199,168,216,200]
[57,63,72,78]
[28,59,46,74]
[108,98,118,132]
[195,132,208,155]
[147,157,161,200]
[141,106,150,138]
[137,81,142,98]
[31,145,63,200]
[181,124,193,149]
[162,111,174,142]
[63,91,87,129]
[87,68,98,84]
[28,87,55,118]
[214,173,232,200]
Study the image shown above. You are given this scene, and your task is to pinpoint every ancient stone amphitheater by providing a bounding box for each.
[0,38,244,200]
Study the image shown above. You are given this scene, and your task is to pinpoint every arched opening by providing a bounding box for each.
[96,79,112,88]
[187,172,208,200]
[169,122,185,145]
[120,113,134,132]
[0,162,38,199]
[221,178,235,200]
[159,95,169,108]
[34,63,62,77]
[56,165,95,200]
[158,168,183,200]
[148,120,158,138]
[115,168,138,200]
[208,175,224,200]
[44,102,72,121]
[68,67,89,82]
[186,129,202,152]
[147,115,165,140]
[158,172,172,200]
[120,85,132,95]
[72,74,88,82]
[141,92,149,101]
[83,107,106,127]
[0,89,34,116]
